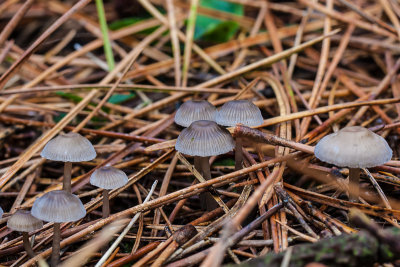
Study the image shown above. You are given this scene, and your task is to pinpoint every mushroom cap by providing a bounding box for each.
[7,210,43,232]
[175,120,234,157]
[90,166,129,190]
[216,100,263,127]
[41,132,96,162]
[314,126,392,168]
[175,100,217,127]
[31,190,86,223]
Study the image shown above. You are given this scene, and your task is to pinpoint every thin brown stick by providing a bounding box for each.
[0,0,92,89]
[0,0,35,47]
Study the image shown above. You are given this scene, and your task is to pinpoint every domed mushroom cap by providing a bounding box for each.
[314,126,392,168]
[216,100,263,127]
[41,132,96,162]
[31,190,86,223]
[90,166,128,190]
[175,120,234,157]
[7,210,43,232]
[175,100,217,127]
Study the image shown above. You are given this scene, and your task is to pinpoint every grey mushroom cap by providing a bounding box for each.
[175,100,217,127]
[41,132,96,162]
[314,126,392,168]
[90,166,129,190]
[175,120,234,157]
[31,190,86,223]
[7,210,43,232]
[216,100,263,127]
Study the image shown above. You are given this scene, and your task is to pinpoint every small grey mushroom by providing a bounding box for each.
[216,100,263,170]
[176,120,234,210]
[7,210,43,258]
[32,190,86,267]
[90,166,128,218]
[41,132,96,193]
[174,100,217,127]
[315,126,392,202]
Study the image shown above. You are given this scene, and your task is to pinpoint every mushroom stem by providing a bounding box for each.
[194,156,205,210]
[194,157,201,175]
[198,156,211,180]
[198,156,217,211]
[103,189,110,218]
[235,137,243,170]
[63,162,72,193]
[51,223,61,267]
[22,232,35,258]
[349,168,360,202]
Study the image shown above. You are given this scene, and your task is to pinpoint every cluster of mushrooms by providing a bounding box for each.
[174,99,263,210]
[4,132,129,266]
[1,99,394,266]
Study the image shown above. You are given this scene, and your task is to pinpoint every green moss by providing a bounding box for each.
[262,254,273,265]
[380,244,395,260]
[361,247,373,257]
[315,247,334,261]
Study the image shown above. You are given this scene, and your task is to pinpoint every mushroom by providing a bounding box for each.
[41,132,96,193]
[315,126,392,202]
[90,166,128,218]
[7,210,43,258]
[174,100,217,127]
[31,190,86,266]
[175,120,234,210]
[216,100,263,170]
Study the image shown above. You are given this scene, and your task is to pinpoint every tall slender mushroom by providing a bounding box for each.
[41,132,96,193]
[175,100,217,127]
[315,126,392,202]
[7,210,43,258]
[31,190,86,266]
[216,100,263,170]
[175,120,234,210]
[90,165,128,218]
